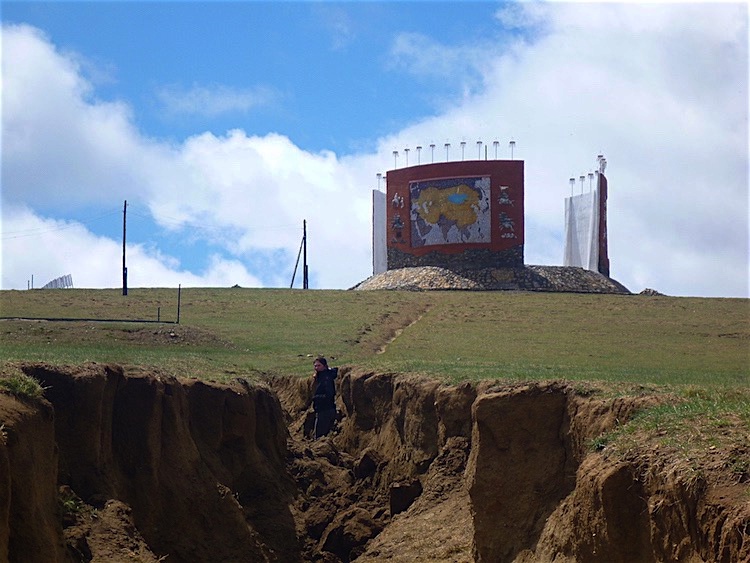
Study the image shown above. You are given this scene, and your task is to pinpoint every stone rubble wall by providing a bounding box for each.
[352,265,631,294]
[387,246,524,270]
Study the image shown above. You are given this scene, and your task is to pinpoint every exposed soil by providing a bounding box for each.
[0,363,748,563]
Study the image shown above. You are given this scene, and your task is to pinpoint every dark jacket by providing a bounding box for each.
[312,367,337,412]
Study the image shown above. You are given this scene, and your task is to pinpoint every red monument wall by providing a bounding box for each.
[385,160,524,270]
[597,173,610,277]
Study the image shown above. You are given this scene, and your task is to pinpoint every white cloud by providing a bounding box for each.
[143,129,375,289]
[156,83,277,117]
[389,33,474,79]
[2,24,157,210]
[376,3,748,297]
[1,23,375,290]
[313,4,357,51]
[0,205,264,289]
[1,3,748,297]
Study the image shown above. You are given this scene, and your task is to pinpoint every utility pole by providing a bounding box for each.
[291,219,309,289]
[303,219,308,289]
[122,200,128,296]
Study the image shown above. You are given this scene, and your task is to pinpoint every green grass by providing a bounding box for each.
[0,366,45,399]
[364,292,749,386]
[0,287,747,388]
[621,389,750,443]
[592,386,750,478]
[2,287,748,475]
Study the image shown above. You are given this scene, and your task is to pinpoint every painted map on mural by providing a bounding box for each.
[410,176,491,246]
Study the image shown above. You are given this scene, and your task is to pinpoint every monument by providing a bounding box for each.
[365,151,626,294]
[563,155,609,276]
[374,159,524,273]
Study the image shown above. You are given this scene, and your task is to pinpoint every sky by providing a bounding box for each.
[1,1,748,298]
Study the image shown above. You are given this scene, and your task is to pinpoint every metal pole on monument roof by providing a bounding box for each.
[509,140,516,160]
[493,140,499,159]
[579,175,585,194]
[477,140,482,159]
[597,154,607,174]
[444,142,450,161]
[430,143,435,163]
[588,172,594,191]
[460,141,466,161]
[569,177,575,196]
[416,145,422,164]
[376,173,382,190]
[393,150,398,168]
[404,147,410,166]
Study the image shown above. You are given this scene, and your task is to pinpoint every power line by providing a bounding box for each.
[2,205,301,241]
[1,209,121,240]
[129,206,300,234]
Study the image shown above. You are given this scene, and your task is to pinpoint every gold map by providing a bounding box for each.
[410,177,491,246]
[413,185,480,227]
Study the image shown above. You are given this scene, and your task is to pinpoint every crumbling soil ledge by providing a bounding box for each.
[0,363,748,562]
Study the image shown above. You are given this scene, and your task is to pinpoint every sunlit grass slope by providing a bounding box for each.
[1,287,747,387]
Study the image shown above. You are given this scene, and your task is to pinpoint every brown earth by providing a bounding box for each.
[0,363,748,562]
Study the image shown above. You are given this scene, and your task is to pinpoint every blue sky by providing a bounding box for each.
[2,2,748,297]
[6,2,503,152]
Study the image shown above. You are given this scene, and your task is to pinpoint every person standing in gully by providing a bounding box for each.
[311,356,338,439]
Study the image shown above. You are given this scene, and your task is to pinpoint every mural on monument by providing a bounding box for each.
[409,176,491,247]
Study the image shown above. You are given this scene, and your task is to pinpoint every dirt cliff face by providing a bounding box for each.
[1,363,294,563]
[0,391,67,562]
[0,363,747,563]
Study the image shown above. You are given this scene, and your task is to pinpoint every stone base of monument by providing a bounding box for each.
[351,265,631,294]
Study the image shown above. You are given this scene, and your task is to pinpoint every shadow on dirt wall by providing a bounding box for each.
[0,363,747,562]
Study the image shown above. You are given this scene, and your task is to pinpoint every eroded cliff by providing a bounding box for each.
[0,363,747,562]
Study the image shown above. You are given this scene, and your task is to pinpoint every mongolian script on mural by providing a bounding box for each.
[410,176,491,247]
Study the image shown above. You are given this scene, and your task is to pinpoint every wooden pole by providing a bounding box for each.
[303,220,308,289]
[122,200,128,296]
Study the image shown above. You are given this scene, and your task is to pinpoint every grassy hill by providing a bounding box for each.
[1,287,747,387]
[2,287,749,499]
